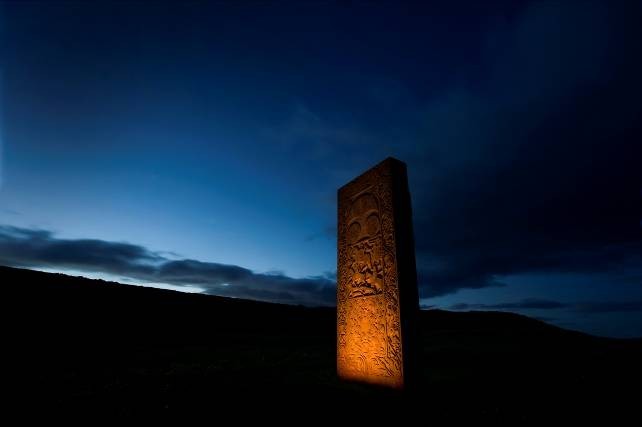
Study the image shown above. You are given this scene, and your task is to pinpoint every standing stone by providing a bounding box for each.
[337,157,419,389]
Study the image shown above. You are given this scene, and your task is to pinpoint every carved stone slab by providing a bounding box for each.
[337,157,419,389]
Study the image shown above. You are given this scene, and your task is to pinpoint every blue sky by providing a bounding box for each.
[1,1,641,337]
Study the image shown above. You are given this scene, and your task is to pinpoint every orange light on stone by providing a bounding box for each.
[337,157,419,389]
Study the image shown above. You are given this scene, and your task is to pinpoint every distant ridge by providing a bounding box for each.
[2,264,633,340]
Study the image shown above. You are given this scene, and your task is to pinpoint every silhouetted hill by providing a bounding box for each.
[5,265,641,421]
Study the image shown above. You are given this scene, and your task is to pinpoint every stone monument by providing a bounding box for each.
[337,157,419,389]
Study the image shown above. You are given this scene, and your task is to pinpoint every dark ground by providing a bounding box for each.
[4,265,641,421]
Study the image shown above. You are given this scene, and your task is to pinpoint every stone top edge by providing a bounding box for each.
[337,157,406,194]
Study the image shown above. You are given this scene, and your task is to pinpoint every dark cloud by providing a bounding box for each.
[450,298,642,314]
[0,225,335,306]
[576,301,642,314]
[450,298,570,311]
[409,1,642,298]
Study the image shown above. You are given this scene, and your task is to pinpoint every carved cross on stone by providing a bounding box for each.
[337,157,419,389]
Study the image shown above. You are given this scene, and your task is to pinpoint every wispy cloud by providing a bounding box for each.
[303,225,336,242]
[0,208,21,216]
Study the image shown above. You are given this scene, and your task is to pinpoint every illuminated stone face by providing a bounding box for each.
[337,157,419,389]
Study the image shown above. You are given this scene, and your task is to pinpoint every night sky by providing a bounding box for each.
[1,1,641,337]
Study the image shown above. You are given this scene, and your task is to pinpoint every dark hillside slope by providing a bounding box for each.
[4,265,640,420]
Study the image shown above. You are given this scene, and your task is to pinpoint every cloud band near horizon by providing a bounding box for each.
[2,224,642,320]
[0,224,335,306]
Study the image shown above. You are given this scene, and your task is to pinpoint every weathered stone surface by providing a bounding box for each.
[337,157,419,389]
